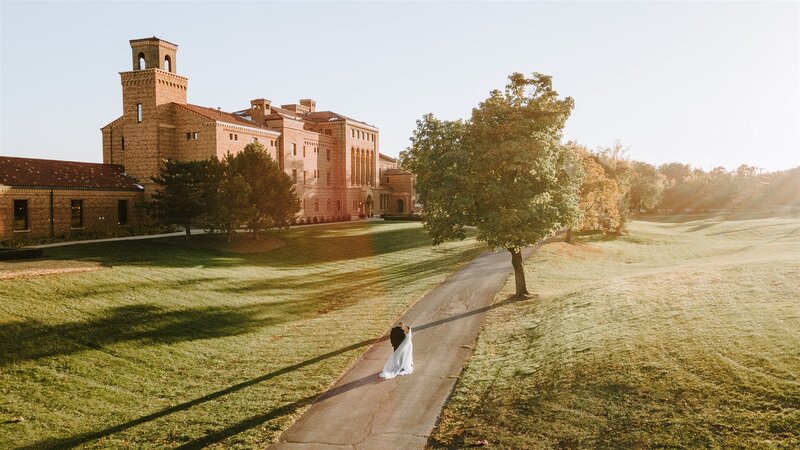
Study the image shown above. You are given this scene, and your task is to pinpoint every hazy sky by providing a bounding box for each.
[1,1,798,171]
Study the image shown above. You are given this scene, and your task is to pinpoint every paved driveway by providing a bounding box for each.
[271,247,533,449]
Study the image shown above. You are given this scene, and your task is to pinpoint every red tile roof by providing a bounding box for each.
[305,111,376,128]
[0,156,143,191]
[178,103,277,131]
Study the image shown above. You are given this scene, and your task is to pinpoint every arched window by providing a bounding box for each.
[327,199,331,211]
[397,199,405,213]
[138,53,146,70]
[314,199,319,211]
[163,55,171,72]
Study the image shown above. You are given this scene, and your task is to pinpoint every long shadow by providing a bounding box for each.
[0,296,323,367]
[218,246,483,298]
[24,295,529,449]
[175,373,383,450]
[43,223,438,269]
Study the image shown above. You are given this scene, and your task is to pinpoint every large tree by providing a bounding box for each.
[221,142,300,238]
[401,73,581,297]
[574,146,624,234]
[629,161,665,213]
[147,159,219,238]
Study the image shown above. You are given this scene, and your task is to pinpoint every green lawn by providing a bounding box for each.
[430,213,800,449]
[0,221,484,449]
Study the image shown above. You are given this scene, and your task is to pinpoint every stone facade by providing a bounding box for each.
[101,37,413,220]
[0,186,144,242]
[1,36,416,241]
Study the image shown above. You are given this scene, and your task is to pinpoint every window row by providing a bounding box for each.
[302,198,342,212]
[12,199,129,232]
[351,128,375,142]
[292,170,331,186]
[291,143,331,161]
[229,134,276,146]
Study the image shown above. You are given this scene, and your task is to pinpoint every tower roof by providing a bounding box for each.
[130,36,178,48]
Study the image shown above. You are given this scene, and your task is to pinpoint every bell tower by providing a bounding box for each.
[118,37,188,195]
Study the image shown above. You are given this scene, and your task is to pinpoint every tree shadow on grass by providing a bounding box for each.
[218,247,484,297]
[21,295,530,449]
[0,298,319,367]
[44,224,438,269]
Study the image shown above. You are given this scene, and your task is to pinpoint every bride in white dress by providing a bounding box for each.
[379,325,413,379]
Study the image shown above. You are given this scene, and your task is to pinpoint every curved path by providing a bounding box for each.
[271,247,533,449]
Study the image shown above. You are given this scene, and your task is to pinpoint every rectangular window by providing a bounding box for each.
[303,171,307,185]
[230,133,234,140]
[136,103,142,123]
[117,199,128,225]
[187,132,199,140]
[326,148,330,161]
[13,199,28,231]
[193,132,199,140]
[235,134,238,141]
[303,146,306,157]
[292,143,297,156]
[121,136,125,151]
[327,172,330,186]
[70,199,84,229]
[270,140,274,147]
[351,129,355,138]
[292,169,297,184]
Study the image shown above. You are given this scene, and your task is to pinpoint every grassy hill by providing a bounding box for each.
[430,213,800,449]
[0,222,484,449]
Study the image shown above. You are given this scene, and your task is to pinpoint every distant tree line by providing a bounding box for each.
[569,141,800,235]
[400,71,799,296]
[146,142,300,239]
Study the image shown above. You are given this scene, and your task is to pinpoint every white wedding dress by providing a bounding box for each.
[379,330,414,379]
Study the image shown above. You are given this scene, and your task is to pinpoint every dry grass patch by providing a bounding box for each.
[430,213,800,449]
[0,259,104,281]
[0,221,484,449]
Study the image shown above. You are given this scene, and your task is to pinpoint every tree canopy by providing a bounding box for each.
[401,72,581,297]
[219,143,300,238]
[146,159,218,238]
[147,143,299,239]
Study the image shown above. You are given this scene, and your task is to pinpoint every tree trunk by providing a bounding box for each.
[509,248,530,298]
[184,224,191,240]
[565,227,572,243]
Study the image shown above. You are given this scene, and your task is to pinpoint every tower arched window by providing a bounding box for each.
[163,55,171,72]
[138,53,146,70]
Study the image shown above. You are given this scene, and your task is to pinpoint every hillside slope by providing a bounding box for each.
[430,213,800,449]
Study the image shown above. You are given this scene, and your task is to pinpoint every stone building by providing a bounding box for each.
[0,157,144,241]
[0,37,416,242]
[101,36,416,219]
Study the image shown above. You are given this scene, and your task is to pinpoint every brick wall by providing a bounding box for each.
[0,188,144,242]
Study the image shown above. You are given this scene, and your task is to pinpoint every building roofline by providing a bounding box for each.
[130,36,178,48]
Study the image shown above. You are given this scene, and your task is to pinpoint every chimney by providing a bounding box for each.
[299,99,316,112]
[250,98,271,125]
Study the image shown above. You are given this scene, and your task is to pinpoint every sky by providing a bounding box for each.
[1,1,798,171]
